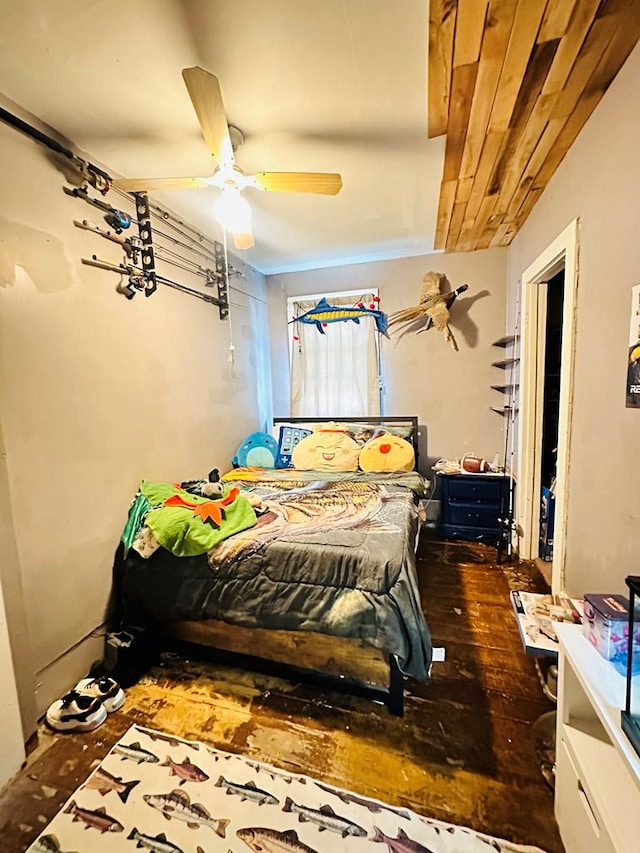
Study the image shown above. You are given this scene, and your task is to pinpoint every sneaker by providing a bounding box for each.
[74,676,125,713]
[46,690,107,732]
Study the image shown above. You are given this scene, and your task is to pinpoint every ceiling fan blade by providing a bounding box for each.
[182,66,235,168]
[233,226,255,250]
[112,176,211,192]
[248,172,343,195]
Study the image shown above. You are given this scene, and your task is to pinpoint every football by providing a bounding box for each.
[460,453,491,473]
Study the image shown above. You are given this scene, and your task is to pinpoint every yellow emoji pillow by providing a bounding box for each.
[359,432,415,473]
[291,429,361,472]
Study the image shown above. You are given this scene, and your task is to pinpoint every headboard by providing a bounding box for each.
[273,416,420,470]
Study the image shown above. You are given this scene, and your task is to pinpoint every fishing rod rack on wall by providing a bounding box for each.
[0,104,233,320]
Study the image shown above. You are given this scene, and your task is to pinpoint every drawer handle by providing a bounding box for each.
[577,779,600,837]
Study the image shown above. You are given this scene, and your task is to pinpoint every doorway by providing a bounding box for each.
[538,270,565,572]
[517,220,579,594]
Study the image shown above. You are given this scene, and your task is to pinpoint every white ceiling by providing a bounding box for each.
[0,0,445,274]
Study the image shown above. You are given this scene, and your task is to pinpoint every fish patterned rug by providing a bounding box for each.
[27,725,548,853]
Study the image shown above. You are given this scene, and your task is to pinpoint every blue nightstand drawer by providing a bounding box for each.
[445,477,506,502]
[446,503,502,529]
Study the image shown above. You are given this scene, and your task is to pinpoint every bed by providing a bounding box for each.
[113,416,432,715]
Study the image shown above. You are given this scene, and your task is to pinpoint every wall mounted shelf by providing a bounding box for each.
[491,337,519,415]
[492,335,519,347]
[491,383,519,393]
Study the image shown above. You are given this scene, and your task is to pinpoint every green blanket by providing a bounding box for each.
[137,481,257,557]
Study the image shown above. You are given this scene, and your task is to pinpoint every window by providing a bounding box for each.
[288,290,381,418]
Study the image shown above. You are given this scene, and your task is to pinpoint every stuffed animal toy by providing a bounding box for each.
[291,429,360,472]
[359,432,415,473]
[233,431,279,468]
[180,468,224,497]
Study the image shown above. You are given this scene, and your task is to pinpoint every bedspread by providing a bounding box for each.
[115,470,432,680]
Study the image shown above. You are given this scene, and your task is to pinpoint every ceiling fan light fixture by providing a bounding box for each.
[214,186,251,234]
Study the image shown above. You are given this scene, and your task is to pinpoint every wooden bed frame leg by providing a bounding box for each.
[387,655,405,717]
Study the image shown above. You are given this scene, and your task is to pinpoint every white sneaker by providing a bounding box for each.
[46,690,107,732]
[74,676,125,713]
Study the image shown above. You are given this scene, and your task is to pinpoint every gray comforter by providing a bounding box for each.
[116,468,432,680]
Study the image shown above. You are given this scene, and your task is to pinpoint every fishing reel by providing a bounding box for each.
[116,274,146,301]
[104,210,132,233]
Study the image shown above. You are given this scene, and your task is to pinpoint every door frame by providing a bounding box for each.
[517,219,579,593]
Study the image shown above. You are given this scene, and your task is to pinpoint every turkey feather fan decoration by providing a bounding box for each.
[389,272,468,351]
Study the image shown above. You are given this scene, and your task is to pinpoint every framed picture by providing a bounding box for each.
[626,284,640,408]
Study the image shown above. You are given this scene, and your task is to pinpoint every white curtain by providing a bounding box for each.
[290,295,381,417]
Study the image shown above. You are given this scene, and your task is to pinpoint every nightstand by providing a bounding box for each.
[437,471,513,544]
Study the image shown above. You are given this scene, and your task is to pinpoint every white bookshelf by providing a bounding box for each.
[555,623,640,853]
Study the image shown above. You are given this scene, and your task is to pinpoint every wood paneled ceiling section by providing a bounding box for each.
[429,0,640,252]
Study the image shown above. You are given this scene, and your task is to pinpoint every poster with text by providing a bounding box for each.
[627,283,640,407]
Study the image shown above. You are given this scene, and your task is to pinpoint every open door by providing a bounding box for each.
[517,220,579,594]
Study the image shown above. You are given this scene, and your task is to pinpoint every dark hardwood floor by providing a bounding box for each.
[0,532,563,852]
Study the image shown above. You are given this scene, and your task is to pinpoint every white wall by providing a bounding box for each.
[508,43,640,598]
[0,103,270,725]
[268,248,508,473]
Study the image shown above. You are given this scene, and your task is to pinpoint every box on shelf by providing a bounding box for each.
[582,593,640,672]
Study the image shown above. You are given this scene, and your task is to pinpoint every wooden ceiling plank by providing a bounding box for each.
[434,179,458,250]
[455,176,474,203]
[428,0,457,139]
[494,9,623,217]
[532,13,640,194]
[459,0,518,181]
[488,0,549,133]
[538,0,580,42]
[488,38,560,203]
[512,187,545,233]
[490,93,557,216]
[443,61,480,182]
[541,0,602,96]
[473,195,500,249]
[489,221,517,246]
[513,9,640,212]
[551,12,621,119]
[445,201,468,250]
[457,219,479,250]
[531,90,602,190]
[453,0,489,67]
[506,116,566,217]
[584,4,640,95]
[463,129,510,224]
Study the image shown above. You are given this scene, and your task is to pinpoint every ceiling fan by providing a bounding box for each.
[112,66,343,250]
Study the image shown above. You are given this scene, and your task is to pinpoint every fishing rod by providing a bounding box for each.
[64,186,133,232]
[497,283,521,564]
[0,105,111,193]
[1,104,224,268]
[74,219,142,263]
[153,244,217,282]
[70,184,224,268]
[110,186,221,262]
[75,218,218,284]
[82,255,225,308]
